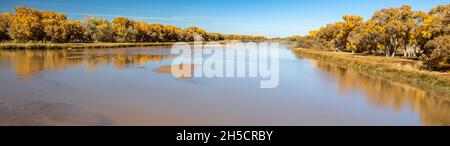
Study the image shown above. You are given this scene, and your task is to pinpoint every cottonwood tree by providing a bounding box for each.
[8,6,44,42]
[427,4,450,49]
[182,26,208,42]
[347,23,370,53]
[423,35,450,70]
[41,11,68,42]
[112,17,139,42]
[309,24,338,50]
[1,6,267,43]
[340,15,364,52]
[132,21,151,42]
[163,25,182,42]
[62,20,85,42]
[82,16,115,42]
[364,20,385,54]
[371,6,413,57]
[401,6,420,57]
[299,4,450,70]
[309,16,363,51]
[207,32,223,41]
[0,12,12,41]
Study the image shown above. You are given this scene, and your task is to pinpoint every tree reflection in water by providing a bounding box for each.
[309,60,450,126]
[0,49,174,80]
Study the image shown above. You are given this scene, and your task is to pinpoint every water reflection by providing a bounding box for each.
[309,60,450,125]
[153,64,198,78]
[0,48,173,80]
[1,46,450,125]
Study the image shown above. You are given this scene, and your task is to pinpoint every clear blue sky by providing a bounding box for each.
[1,0,449,38]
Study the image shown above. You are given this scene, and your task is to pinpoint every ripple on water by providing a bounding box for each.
[0,101,113,126]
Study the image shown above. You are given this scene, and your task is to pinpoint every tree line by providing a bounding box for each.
[0,6,267,43]
[293,4,449,71]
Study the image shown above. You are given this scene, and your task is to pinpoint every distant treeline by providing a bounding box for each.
[0,6,267,43]
[290,4,449,71]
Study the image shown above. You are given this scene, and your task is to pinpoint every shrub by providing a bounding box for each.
[423,35,450,71]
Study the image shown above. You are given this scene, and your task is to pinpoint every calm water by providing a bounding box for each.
[0,45,449,126]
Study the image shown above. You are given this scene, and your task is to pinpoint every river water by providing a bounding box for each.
[0,44,449,125]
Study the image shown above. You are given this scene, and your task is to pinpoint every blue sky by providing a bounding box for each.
[1,0,449,38]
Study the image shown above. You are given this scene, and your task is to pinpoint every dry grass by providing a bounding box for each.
[0,41,233,50]
[0,42,177,50]
[293,48,450,95]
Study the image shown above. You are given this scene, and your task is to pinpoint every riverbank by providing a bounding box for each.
[0,41,246,50]
[293,48,450,95]
[0,42,179,50]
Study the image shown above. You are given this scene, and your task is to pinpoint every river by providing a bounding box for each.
[0,44,449,125]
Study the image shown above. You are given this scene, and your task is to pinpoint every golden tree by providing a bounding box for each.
[8,6,44,42]
[82,16,115,42]
[41,11,68,42]
[0,12,12,41]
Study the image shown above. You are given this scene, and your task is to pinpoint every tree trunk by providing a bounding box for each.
[404,45,417,57]
[391,49,396,57]
[385,48,391,57]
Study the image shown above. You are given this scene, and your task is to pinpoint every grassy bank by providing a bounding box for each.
[0,42,179,50]
[293,48,450,95]
[0,41,240,50]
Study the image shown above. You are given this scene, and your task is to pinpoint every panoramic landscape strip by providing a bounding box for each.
[0,4,449,95]
[0,1,449,128]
